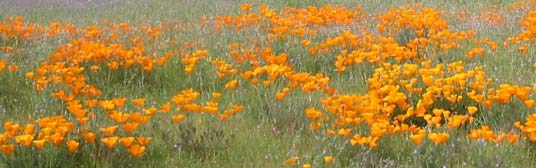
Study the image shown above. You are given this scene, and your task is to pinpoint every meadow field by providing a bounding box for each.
[1,0,536,167]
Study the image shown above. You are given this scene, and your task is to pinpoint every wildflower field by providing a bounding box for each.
[2,0,536,167]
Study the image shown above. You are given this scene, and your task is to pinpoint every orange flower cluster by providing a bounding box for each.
[0,85,241,157]
[508,11,536,44]
[376,4,475,51]
[183,50,208,74]
[0,15,245,158]
[0,60,19,74]
[316,31,419,71]
[309,5,478,72]
[0,16,44,41]
[515,114,536,141]
[317,61,493,144]
[301,4,536,152]
[468,125,518,144]
[261,5,360,38]
[0,116,75,156]
[212,59,239,79]
[239,49,333,98]
[463,38,497,59]
[214,4,363,38]
[0,16,82,43]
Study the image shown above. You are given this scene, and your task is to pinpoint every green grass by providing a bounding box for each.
[1,0,536,167]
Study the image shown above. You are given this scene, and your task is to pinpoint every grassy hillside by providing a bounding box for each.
[1,0,536,167]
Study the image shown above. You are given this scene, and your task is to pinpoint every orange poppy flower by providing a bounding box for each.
[251,78,259,85]
[15,134,33,147]
[324,156,333,164]
[123,122,139,134]
[85,99,98,108]
[99,100,115,111]
[467,106,478,115]
[132,98,146,107]
[309,122,321,130]
[507,133,519,144]
[225,79,238,89]
[81,130,96,144]
[172,114,186,123]
[304,108,322,120]
[240,3,252,11]
[130,112,151,124]
[78,117,89,125]
[101,136,119,149]
[220,114,230,121]
[231,105,243,112]
[48,133,64,147]
[143,107,158,115]
[160,102,172,113]
[263,80,271,87]
[23,124,35,135]
[66,140,79,153]
[338,128,352,137]
[524,100,535,108]
[120,137,135,147]
[7,65,18,72]
[100,125,119,136]
[109,111,130,123]
[275,92,286,101]
[32,139,46,149]
[107,62,119,70]
[67,104,88,118]
[409,132,426,145]
[212,92,221,99]
[90,65,99,71]
[285,156,299,166]
[0,144,14,156]
[301,40,311,46]
[112,98,127,108]
[136,137,152,146]
[128,144,146,157]
[428,133,449,144]
[326,129,336,136]
[0,60,6,72]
